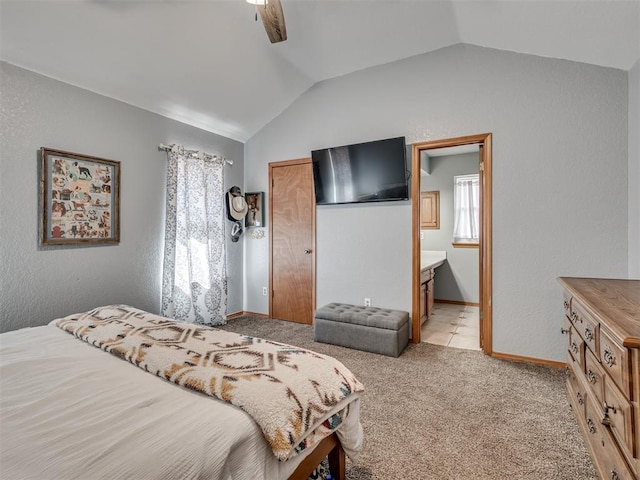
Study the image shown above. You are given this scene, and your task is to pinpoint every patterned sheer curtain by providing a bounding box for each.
[453,174,480,244]
[161,146,227,325]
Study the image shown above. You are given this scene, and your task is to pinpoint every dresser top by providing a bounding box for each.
[558,277,640,347]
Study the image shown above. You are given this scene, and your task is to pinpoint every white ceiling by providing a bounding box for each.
[2,0,639,143]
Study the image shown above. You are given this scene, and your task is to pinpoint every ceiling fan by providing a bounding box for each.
[247,0,287,43]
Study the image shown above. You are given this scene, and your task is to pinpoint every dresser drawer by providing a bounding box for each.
[567,359,587,420]
[571,300,600,356]
[584,348,605,406]
[569,326,585,372]
[600,433,636,480]
[420,268,432,284]
[600,326,631,398]
[562,315,573,355]
[563,291,572,319]
[604,376,636,459]
[586,396,636,480]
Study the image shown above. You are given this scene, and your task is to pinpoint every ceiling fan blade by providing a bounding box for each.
[258,0,287,43]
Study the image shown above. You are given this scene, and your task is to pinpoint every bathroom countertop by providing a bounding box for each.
[421,250,447,271]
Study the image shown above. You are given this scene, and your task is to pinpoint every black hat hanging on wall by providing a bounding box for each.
[226,186,248,242]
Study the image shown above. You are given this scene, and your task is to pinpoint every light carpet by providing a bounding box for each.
[218,316,597,480]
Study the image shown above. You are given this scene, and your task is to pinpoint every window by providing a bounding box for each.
[453,174,479,247]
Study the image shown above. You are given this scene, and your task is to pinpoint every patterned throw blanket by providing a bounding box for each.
[52,305,364,461]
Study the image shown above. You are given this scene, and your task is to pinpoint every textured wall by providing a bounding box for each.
[0,62,244,332]
[421,153,479,303]
[244,44,628,362]
[630,58,640,279]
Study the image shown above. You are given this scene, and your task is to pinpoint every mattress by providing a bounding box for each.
[0,324,363,479]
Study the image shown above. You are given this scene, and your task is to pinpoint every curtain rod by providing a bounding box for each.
[158,143,233,166]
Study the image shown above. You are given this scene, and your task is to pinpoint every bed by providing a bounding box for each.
[0,305,364,480]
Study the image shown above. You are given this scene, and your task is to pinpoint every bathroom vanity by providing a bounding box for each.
[419,250,447,325]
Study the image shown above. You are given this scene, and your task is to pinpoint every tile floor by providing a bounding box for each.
[421,303,480,351]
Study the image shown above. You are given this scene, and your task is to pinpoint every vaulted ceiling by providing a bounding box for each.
[2,0,638,142]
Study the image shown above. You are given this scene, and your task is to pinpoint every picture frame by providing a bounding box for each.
[40,147,120,246]
[245,192,264,228]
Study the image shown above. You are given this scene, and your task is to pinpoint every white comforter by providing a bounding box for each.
[0,325,363,480]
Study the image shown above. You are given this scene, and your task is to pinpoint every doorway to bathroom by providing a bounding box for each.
[411,133,493,355]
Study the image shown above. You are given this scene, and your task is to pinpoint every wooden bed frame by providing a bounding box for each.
[288,433,345,480]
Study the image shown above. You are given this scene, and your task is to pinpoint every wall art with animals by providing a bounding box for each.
[48,156,114,240]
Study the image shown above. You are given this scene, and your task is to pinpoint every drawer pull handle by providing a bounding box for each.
[587,418,596,434]
[560,328,570,335]
[565,366,574,380]
[586,370,597,384]
[611,470,620,480]
[601,402,617,426]
[603,347,615,367]
[571,312,580,323]
[584,327,594,342]
[604,402,617,415]
[571,342,579,355]
[577,392,584,406]
[563,300,569,310]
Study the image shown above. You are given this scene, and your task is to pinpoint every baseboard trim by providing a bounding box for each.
[491,351,565,369]
[226,311,270,320]
[434,299,480,307]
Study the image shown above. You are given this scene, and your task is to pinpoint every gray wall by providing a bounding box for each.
[0,62,244,332]
[421,153,479,303]
[244,44,629,362]
[630,58,640,279]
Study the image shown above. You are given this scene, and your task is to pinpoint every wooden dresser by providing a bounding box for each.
[558,277,640,480]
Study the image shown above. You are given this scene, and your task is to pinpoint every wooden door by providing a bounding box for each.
[411,133,492,354]
[269,158,315,324]
[478,144,485,350]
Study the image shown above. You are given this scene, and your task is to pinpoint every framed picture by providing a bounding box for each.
[40,147,120,245]
[245,192,264,228]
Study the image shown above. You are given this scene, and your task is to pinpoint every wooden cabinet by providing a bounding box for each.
[420,268,435,326]
[420,191,439,229]
[419,281,427,325]
[427,277,434,318]
[558,277,640,480]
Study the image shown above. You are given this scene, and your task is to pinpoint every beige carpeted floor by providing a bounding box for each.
[218,316,597,480]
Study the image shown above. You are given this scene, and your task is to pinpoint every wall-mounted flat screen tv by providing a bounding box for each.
[311,136,409,205]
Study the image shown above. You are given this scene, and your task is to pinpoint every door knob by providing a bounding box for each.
[304,249,312,254]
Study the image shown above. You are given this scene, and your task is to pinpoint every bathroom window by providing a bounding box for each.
[452,174,479,247]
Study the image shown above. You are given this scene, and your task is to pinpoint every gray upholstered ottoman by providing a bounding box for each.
[314,303,410,357]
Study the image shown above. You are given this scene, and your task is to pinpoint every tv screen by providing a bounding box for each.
[312,136,408,205]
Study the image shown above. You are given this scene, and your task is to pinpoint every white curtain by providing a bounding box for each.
[161,146,227,325]
[453,174,480,243]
